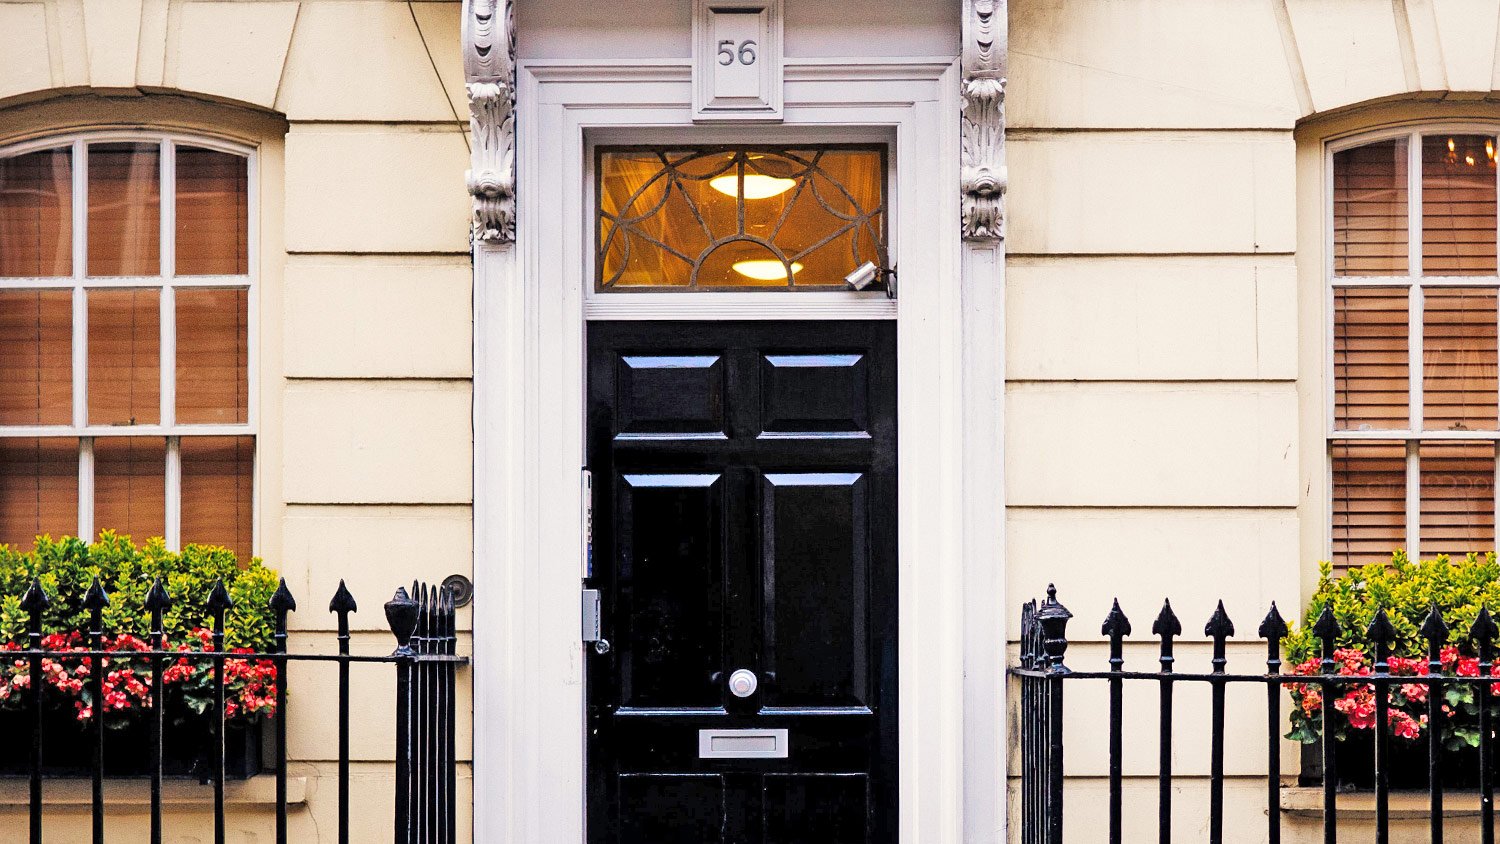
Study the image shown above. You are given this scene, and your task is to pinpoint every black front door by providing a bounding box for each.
[586,320,898,844]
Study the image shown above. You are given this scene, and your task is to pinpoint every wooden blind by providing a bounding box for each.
[87,289,160,426]
[174,147,247,276]
[1423,287,1498,430]
[0,438,78,548]
[1419,440,1496,559]
[0,148,72,278]
[176,288,247,424]
[1331,440,1408,569]
[92,437,164,544]
[1334,140,1408,276]
[1422,135,1498,276]
[0,290,71,425]
[86,143,159,278]
[180,436,252,561]
[1334,287,1409,430]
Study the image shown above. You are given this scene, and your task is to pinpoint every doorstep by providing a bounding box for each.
[1282,786,1488,819]
[0,775,307,808]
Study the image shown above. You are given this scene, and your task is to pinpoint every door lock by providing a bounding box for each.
[727,668,758,698]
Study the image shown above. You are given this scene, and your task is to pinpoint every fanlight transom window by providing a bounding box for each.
[597,146,887,290]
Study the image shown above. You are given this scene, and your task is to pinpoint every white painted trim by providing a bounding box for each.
[473,57,990,844]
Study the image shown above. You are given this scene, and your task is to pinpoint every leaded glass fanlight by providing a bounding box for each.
[597,146,888,290]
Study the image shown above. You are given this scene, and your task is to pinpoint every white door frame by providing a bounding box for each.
[471,57,1008,843]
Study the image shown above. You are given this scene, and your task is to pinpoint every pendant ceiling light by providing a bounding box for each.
[709,174,797,199]
[731,259,803,281]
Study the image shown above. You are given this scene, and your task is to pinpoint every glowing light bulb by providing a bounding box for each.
[1467,155,1477,166]
[709,174,797,199]
[1488,140,1495,160]
[731,259,803,281]
[1449,138,1457,153]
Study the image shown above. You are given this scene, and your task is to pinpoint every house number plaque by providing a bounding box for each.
[693,0,783,121]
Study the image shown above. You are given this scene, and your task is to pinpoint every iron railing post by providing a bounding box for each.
[144,578,171,844]
[83,577,110,844]
[1205,602,1235,844]
[206,579,234,844]
[1151,599,1182,844]
[1036,585,1071,844]
[1421,603,1450,844]
[329,580,358,844]
[20,579,48,844]
[1100,599,1131,844]
[1475,608,1498,844]
[1312,604,1341,844]
[269,578,298,844]
[1259,603,1289,844]
[386,587,420,844]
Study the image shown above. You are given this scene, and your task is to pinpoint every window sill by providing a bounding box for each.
[0,775,306,808]
[1282,786,1487,819]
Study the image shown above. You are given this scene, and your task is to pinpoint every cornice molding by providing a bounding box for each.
[961,0,1007,242]
[463,0,516,244]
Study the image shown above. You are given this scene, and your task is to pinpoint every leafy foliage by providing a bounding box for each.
[1282,553,1500,749]
[0,533,282,725]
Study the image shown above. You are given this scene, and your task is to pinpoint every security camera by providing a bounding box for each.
[845,261,880,291]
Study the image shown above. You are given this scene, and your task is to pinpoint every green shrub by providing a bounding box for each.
[1283,552,1500,749]
[0,533,282,724]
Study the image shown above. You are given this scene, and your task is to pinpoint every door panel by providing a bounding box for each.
[587,321,896,844]
[618,472,725,708]
[762,472,868,708]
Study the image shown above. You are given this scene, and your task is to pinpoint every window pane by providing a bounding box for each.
[0,438,77,548]
[1423,287,1498,430]
[93,437,164,543]
[87,143,160,277]
[1331,440,1407,570]
[180,436,252,561]
[0,148,72,278]
[87,289,160,426]
[0,290,71,425]
[1334,287,1409,430]
[175,147,248,276]
[1422,134,1498,276]
[1334,139,1408,276]
[598,147,886,289]
[1420,440,1496,559]
[176,288,248,424]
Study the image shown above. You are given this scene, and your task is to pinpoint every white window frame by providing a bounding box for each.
[1324,123,1500,562]
[0,130,258,553]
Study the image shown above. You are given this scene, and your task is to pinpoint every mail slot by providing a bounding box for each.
[697,728,789,759]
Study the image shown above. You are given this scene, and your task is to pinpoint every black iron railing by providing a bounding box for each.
[1013,585,1500,844]
[11,575,466,844]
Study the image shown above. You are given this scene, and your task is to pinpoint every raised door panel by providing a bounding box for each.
[617,472,726,708]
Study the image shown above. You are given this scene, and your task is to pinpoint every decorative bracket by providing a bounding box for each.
[463,0,516,244]
[961,0,1007,242]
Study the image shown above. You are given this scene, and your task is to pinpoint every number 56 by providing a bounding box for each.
[717,39,757,66]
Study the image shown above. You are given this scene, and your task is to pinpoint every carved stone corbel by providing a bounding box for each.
[961,0,1007,242]
[463,0,516,243]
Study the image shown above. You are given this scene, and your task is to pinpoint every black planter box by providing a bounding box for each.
[1303,734,1495,790]
[0,707,268,780]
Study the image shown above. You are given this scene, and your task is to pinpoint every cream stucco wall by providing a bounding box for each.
[0,1,473,841]
[1009,1,1500,841]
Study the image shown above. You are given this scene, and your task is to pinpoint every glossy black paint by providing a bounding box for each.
[1013,587,1500,844]
[586,320,898,844]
